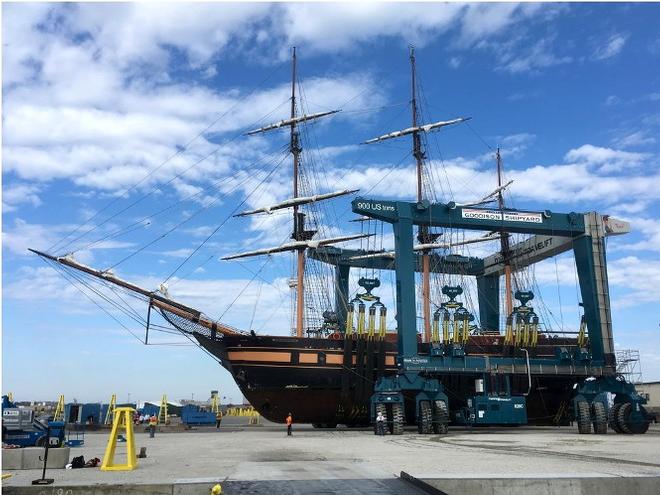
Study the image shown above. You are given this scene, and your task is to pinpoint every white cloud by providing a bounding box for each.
[604,95,620,106]
[495,36,572,74]
[323,142,660,209]
[564,144,650,172]
[612,131,656,149]
[3,3,560,79]
[4,263,292,334]
[593,33,628,61]
[4,73,382,191]
[613,218,660,253]
[608,256,660,307]
[2,219,133,257]
[2,183,43,212]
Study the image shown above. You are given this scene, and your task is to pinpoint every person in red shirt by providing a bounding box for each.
[285,413,293,436]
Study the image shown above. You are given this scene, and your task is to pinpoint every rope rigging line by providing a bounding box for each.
[58,114,290,255]
[45,259,146,344]
[80,141,288,265]
[49,62,287,254]
[160,150,290,283]
[216,256,273,321]
[106,149,289,273]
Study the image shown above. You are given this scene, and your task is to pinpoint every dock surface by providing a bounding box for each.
[3,421,660,494]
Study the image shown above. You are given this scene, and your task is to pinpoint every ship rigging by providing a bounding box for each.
[29,48,651,433]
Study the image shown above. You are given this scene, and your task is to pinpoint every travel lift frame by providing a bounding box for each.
[328,197,653,434]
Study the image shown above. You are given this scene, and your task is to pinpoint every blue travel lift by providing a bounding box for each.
[342,197,653,435]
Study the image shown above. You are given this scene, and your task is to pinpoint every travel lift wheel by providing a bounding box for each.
[417,401,433,434]
[617,402,650,435]
[576,400,592,434]
[591,401,608,434]
[433,400,449,434]
[390,402,404,435]
[374,403,386,435]
[608,403,624,433]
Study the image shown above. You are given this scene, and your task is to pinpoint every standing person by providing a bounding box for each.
[285,412,293,436]
[376,410,386,436]
[215,411,222,429]
[149,413,157,438]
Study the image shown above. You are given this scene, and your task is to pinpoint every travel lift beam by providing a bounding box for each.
[350,197,651,434]
[308,246,483,328]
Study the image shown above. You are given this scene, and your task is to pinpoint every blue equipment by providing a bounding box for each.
[181,404,216,425]
[2,395,65,447]
[349,198,653,434]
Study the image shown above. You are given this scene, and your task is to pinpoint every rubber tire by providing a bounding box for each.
[618,403,650,434]
[418,401,432,434]
[433,400,449,434]
[391,402,404,435]
[576,401,592,434]
[629,405,650,434]
[35,435,46,447]
[592,401,607,434]
[608,403,624,433]
[617,403,633,434]
[375,403,386,435]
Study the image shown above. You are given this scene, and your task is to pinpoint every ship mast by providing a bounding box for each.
[224,47,365,338]
[410,48,433,343]
[496,148,513,316]
[290,47,306,338]
[361,49,470,342]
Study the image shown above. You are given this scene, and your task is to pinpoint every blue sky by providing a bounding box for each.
[3,3,660,404]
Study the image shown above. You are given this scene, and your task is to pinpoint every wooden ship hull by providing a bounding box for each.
[197,332,583,427]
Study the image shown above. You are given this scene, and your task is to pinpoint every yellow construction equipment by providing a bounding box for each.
[356,302,365,336]
[210,393,221,414]
[378,306,387,339]
[104,394,117,425]
[157,394,168,424]
[504,315,514,345]
[53,395,65,422]
[101,407,137,471]
[345,304,354,336]
[577,315,587,347]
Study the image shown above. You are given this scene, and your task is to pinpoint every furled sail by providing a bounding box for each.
[235,189,358,217]
[449,180,514,208]
[222,234,372,261]
[362,117,471,144]
[245,110,341,135]
[347,233,500,260]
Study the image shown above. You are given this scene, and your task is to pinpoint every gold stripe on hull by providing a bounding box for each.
[225,349,396,367]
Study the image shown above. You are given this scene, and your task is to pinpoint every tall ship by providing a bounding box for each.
[32,48,652,434]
